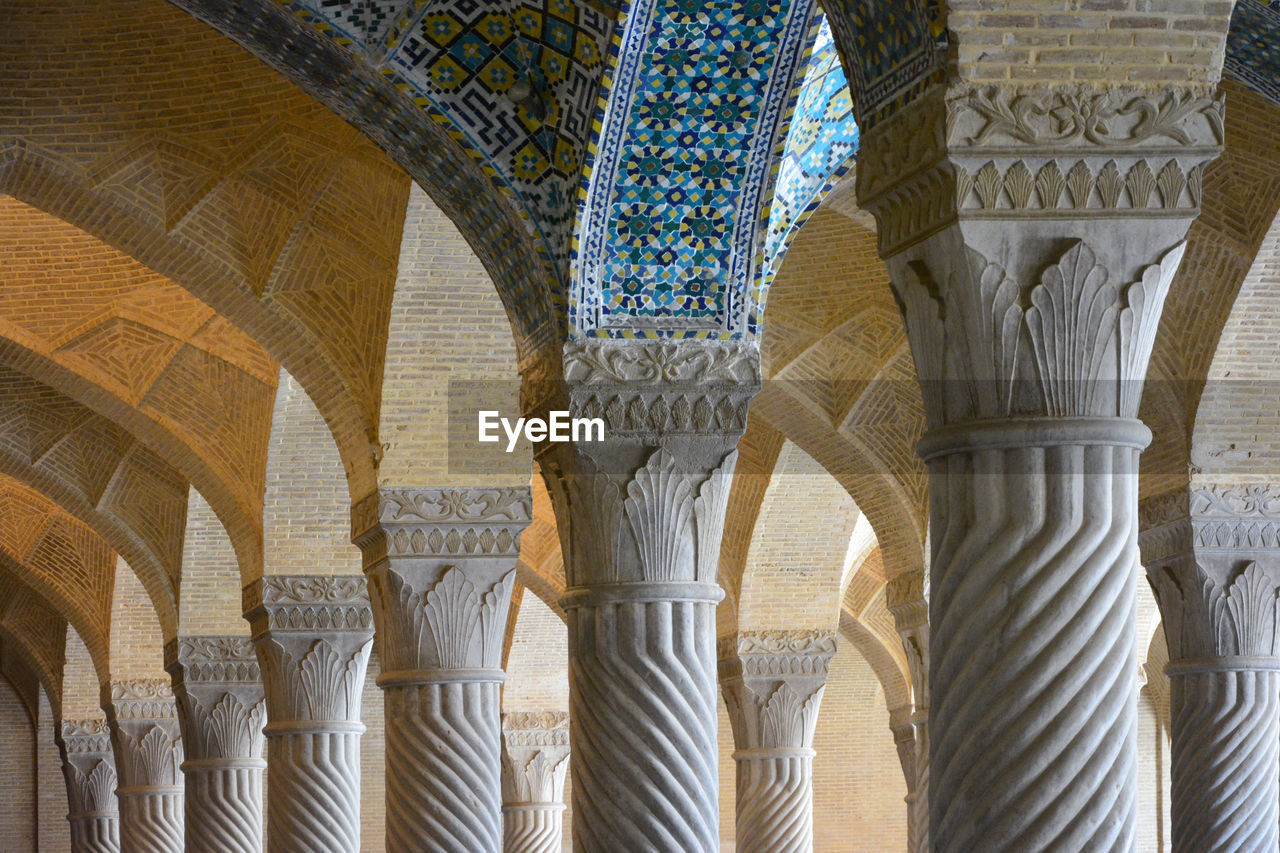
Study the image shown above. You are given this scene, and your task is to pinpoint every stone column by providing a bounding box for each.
[857,83,1222,851]
[534,339,758,852]
[58,718,121,853]
[719,630,835,853]
[103,680,184,853]
[1143,485,1280,852]
[886,572,929,853]
[243,576,374,853]
[165,636,266,853]
[352,487,532,853]
[500,711,570,853]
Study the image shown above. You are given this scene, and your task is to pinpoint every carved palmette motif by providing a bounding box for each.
[1151,561,1280,659]
[719,630,836,750]
[501,711,570,804]
[384,566,514,670]
[891,238,1185,425]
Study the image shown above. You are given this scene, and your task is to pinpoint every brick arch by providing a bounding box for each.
[0,584,67,719]
[840,553,911,711]
[0,478,115,679]
[724,437,860,641]
[162,0,557,355]
[0,366,183,638]
[761,199,927,580]
[0,0,433,505]
[1142,83,1280,490]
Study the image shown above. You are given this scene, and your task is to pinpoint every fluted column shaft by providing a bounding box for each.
[719,631,834,853]
[104,680,184,853]
[501,711,570,853]
[1168,663,1280,851]
[59,718,121,853]
[244,575,374,853]
[166,636,266,853]
[353,487,531,853]
[887,572,929,853]
[536,341,754,853]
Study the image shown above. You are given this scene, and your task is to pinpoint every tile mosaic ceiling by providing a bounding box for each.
[758,18,859,326]
[572,0,817,338]
[1226,0,1280,108]
[280,0,614,283]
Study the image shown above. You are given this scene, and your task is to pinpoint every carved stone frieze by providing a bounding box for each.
[351,487,532,565]
[858,83,1224,256]
[243,575,373,636]
[558,339,760,443]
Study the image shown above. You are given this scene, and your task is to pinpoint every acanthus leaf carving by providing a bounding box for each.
[625,448,697,583]
[279,637,372,722]
[1151,561,1280,659]
[1118,241,1185,416]
[397,566,513,670]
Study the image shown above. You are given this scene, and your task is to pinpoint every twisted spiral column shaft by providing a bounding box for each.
[383,677,503,852]
[117,788,184,853]
[734,750,814,853]
[184,759,266,853]
[503,804,565,853]
[265,724,363,852]
[566,587,720,853]
[927,427,1144,852]
[69,814,120,853]
[1169,665,1280,853]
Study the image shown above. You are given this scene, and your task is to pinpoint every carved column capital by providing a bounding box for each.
[103,680,184,853]
[352,487,531,678]
[718,629,836,753]
[59,717,121,853]
[501,711,570,805]
[243,575,374,724]
[164,636,265,762]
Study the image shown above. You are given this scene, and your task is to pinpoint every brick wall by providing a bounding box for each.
[263,369,362,577]
[735,441,859,633]
[947,0,1233,85]
[361,650,385,853]
[503,592,569,712]
[62,627,100,719]
[109,558,164,679]
[379,183,527,489]
[37,691,68,852]
[0,674,35,850]
[178,488,244,635]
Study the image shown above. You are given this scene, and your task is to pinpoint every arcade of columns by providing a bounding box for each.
[1,0,1279,851]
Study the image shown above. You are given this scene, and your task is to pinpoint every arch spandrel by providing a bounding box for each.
[0,0,423,503]
[0,583,67,719]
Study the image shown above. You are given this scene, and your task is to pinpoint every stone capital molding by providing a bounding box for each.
[105,678,178,721]
[858,83,1223,256]
[1150,560,1280,660]
[351,487,533,562]
[1191,484,1280,552]
[61,717,112,753]
[555,340,761,442]
[242,575,373,638]
[165,636,261,684]
[501,710,570,805]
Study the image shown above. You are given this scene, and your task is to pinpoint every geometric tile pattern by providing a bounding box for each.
[756,17,858,327]
[573,0,817,338]
[824,0,944,129]
[280,0,614,280]
[1225,0,1280,109]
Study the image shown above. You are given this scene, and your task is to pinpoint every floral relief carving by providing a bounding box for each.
[1152,561,1280,659]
